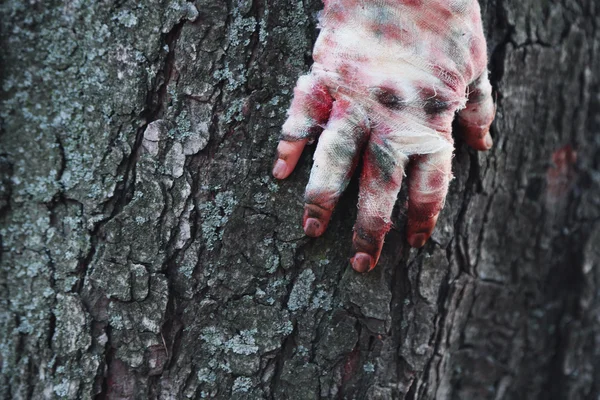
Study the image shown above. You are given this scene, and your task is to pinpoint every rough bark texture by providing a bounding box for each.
[1,0,599,399]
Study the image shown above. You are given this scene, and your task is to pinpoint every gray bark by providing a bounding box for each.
[1,0,599,399]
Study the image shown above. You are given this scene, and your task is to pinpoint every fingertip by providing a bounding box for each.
[406,211,439,248]
[484,132,493,150]
[468,130,493,152]
[350,252,373,273]
[407,232,429,248]
[460,123,493,152]
[302,204,332,237]
[351,229,384,272]
[459,74,496,152]
[272,159,288,179]
[303,217,325,237]
[273,139,308,179]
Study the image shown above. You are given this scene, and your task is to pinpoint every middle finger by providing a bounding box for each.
[303,99,368,237]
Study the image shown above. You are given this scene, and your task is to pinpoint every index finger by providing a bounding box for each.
[274,74,333,179]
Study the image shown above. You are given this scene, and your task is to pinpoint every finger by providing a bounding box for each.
[406,148,453,248]
[274,74,333,179]
[281,74,333,141]
[303,99,368,238]
[351,138,408,273]
[457,71,496,151]
[273,139,308,179]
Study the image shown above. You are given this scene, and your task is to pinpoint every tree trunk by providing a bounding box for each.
[1,0,599,399]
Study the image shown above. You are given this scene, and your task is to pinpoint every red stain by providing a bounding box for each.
[369,21,409,42]
[546,144,577,203]
[407,200,442,223]
[329,97,352,120]
[342,346,360,385]
[426,171,447,191]
[469,36,487,77]
[414,3,454,37]
[290,79,332,125]
[147,344,168,376]
[409,155,450,208]
[106,358,135,399]
[431,64,462,92]
[401,0,424,6]
[336,62,362,84]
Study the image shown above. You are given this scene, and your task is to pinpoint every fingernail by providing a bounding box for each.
[351,252,373,273]
[304,217,322,237]
[484,133,493,149]
[272,159,287,179]
[408,233,428,248]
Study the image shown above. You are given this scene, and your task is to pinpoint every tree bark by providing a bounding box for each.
[1,0,599,399]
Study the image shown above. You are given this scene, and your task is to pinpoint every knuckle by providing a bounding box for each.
[372,87,406,111]
[352,224,386,253]
[419,87,453,115]
[408,200,444,221]
[304,192,338,212]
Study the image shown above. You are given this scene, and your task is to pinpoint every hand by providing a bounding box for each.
[273,0,495,272]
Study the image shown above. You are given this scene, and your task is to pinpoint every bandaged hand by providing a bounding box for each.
[273,0,495,272]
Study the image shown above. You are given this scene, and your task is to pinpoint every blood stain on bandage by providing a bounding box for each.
[342,346,360,385]
[297,79,332,123]
[373,21,405,42]
[401,0,424,7]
